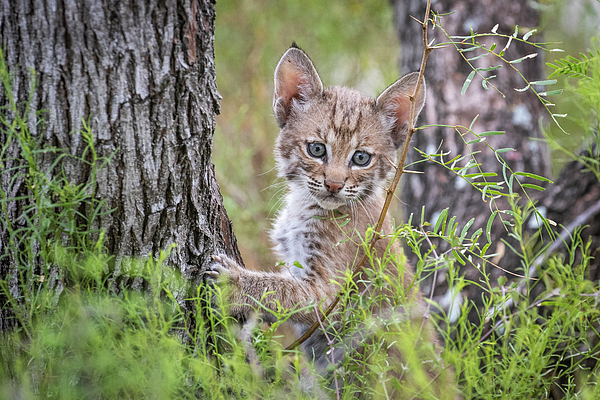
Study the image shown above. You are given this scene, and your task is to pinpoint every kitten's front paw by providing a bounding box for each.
[205,254,242,286]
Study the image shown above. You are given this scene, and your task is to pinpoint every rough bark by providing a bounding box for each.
[391,0,553,286]
[0,0,241,331]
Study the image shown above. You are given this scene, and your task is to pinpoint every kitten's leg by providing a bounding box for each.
[206,254,334,325]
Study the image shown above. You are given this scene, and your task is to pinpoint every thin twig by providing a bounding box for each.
[286,0,434,351]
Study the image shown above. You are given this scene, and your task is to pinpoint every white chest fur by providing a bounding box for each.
[272,209,314,278]
[271,191,326,279]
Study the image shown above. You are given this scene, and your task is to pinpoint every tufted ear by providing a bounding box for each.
[273,46,323,128]
[376,72,426,149]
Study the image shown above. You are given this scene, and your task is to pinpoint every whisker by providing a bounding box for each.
[357,198,376,226]
[262,181,288,192]
[258,165,278,176]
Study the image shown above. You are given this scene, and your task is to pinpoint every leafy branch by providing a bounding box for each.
[413,118,556,244]
[547,50,600,79]
[430,14,570,133]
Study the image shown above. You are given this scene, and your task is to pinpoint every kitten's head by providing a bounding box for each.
[273,46,425,211]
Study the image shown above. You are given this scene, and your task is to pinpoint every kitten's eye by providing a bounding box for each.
[308,142,326,158]
[352,151,371,167]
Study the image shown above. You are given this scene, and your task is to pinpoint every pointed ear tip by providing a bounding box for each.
[403,71,426,97]
[276,48,306,70]
[283,46,305,57]
[405,71,424,84]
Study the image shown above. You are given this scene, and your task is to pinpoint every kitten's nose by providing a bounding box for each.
[324,180,345,194]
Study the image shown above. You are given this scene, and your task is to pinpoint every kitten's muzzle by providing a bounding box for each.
[324,180,345,194]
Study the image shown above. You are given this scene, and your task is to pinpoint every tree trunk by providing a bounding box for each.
[0,0,241,331]
[390,0,552,300]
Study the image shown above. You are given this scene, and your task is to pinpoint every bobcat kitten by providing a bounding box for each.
[208,46,457,399]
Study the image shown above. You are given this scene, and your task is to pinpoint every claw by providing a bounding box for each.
[212,254,223,262]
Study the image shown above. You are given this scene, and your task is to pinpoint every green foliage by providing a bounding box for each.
[547,50,600,79]
[546,35,600,80]
[0,48,113,339]
[430,12,569,133]
[544,35,600,183]
[1,250,191,399]
[398,194,600,399]
[540,0,600,173]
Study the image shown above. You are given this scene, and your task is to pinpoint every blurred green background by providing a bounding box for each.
[213,0,600,271]
[541,0,600,174]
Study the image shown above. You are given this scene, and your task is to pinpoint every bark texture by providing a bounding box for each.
[391,0,552,284]
[0,0,241,330]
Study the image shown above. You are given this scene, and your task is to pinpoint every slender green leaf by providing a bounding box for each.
[462,71,476,95]
[445,154,466,165]
[467,53,490,61]
[500,36,512,55]
[460,46,482,53]
[508,53,538,64]
[486,211,498,243]
[521,183,546,191]
[447,216,456,236]
[530,79,557,86]
[471,228,483,241]
[514,84,530,92]
[540,89,563,96]
[479,131,505,137]
[468,114,479,131]
[461,218,475,239]
[487,190,512,197]
[482,184,489,201]
[472,182,504,189]
[514,171,554,183]
[450,155,468,170]
[453,249,466,265]
[523,29,537,41]
[481,242,491,257]
[434,208,448,234]
[337,218,351,227]
[463,172,498,179]
[496,148,515,153]
[477,65,502,72]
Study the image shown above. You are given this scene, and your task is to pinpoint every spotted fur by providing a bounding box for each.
[209,47,459,399]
